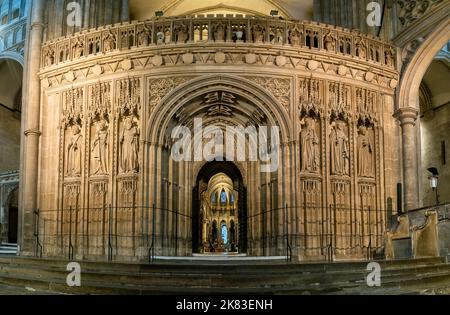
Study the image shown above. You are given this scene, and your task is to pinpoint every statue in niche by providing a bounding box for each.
[300,118,320,172]
[91,120,109,175]
[66,124,83,177]
[253,25,265,43]
[357,126,374,177]
[275,28,284,44]
[385,48,394,67]
[176,24,189,43]
[72,38,84,58]
[214,23,225,41]
[330,120,349,175]
[103,32,116,52]
[356,38,367,59]
[289,29,301,46]
[324,31,336,52]
[120,116,140,174]
[137,26,150,46]
[164,29,172,44]
[45,48,55,66]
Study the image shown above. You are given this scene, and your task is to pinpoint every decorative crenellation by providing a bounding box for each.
[41,16,397,70]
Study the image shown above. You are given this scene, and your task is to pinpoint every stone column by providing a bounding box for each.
[20,0,45,255]
[395,107,419,211]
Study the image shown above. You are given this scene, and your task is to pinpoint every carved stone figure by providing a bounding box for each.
[385,48,394,67]
[91,120,109,175]
[301,118,320,172]
[164,29,172,44]
[330,120,349,175]
[103,32,116,52]
[253,25,265,43]
[357,126,373,177]
[72,38,84,59]
[66,124,83,177]
[137,26,150,46]
[289,29,301,46]
[176,24,189,43]
[214,23,225,41]
[275,28,284,44]
[45,48,55,66]
[324,31,336,52]
[356,38,367,59]
[120,117,140,174]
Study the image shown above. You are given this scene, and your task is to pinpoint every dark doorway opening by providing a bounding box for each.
[8,206,18,243]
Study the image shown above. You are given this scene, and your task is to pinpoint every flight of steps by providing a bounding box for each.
[0,256,449,295]
[0,243,18,255]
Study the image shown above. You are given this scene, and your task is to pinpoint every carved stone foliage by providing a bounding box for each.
[244,76,291,111]
[356,88,378,126]
[148,77,192,114]
[398,0,443,28]
[117,77,140,118]
[328,82,351,121]
[62,88,84,127]
[299,78,323,118]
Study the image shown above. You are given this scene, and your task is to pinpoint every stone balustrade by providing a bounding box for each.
[40,15,396,70]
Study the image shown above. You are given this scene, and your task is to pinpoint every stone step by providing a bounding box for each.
[0,256,449,294]
[0,243,18,255]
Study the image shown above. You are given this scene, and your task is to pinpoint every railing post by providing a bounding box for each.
[149,203,156,263]
[68,206,73,260]
[108,204,113,262]
[285,203,291,262]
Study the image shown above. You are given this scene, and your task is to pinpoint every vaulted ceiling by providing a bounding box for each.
[130,0,314,21]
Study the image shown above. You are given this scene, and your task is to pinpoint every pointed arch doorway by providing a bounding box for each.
[192,161,247,254]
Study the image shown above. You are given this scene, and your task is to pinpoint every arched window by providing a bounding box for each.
[220,189,227,204]
[12,0,20,19]
[211,192,216,204]
[221,222,228,245]
[0,0,8,25]
[230,192,234,204]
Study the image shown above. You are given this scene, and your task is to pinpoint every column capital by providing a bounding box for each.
[24,129,42,137]
[394,107,419,127]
